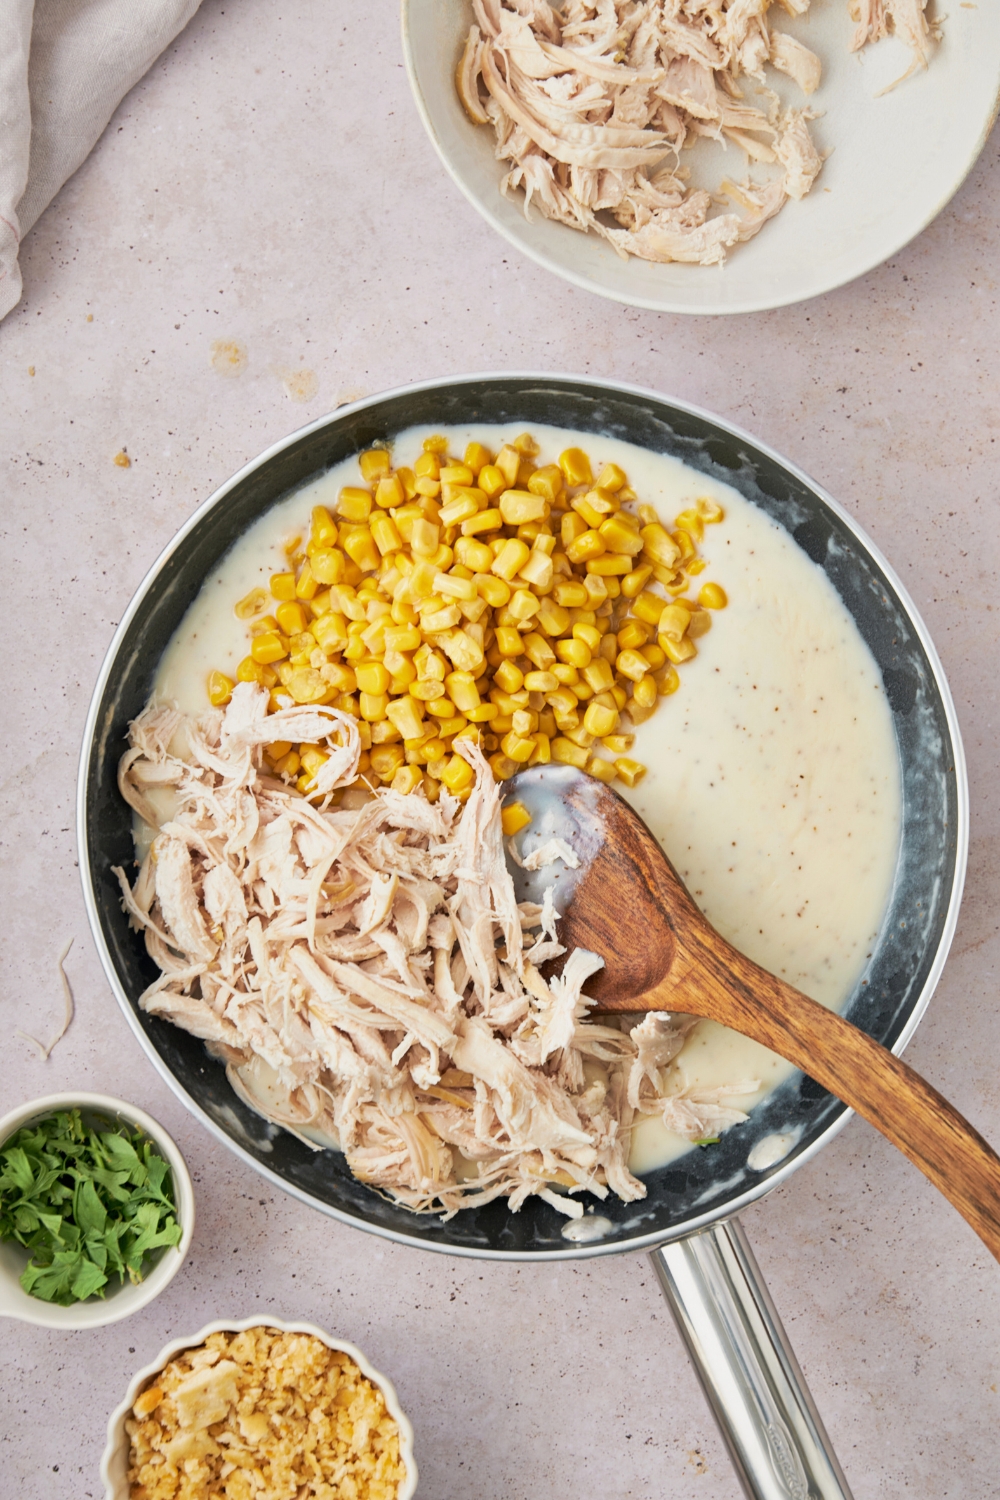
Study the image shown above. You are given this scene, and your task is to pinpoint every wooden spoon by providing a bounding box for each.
[508,763,1000,1262]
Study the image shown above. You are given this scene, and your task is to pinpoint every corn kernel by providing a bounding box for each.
[566,529,605,564]
[587,553,632,576]
[553,579,590,608]
[359,449,391,482]
[311,547,347,586]
[656,663,681,696]
[633,673,657,710]
[621,564,653,599]
[523,670,559,693]
[659,634,698,664]
[455,536,493,572]
[439,492,481,526]
[581,657,614,694]
[525,733,549,765]
[599,515,645,555]
[499,489,547,526]
[675,508,705,540]
[371,475,402,510]
[445,671,481,712]
[440,754,476,790]
[556,637,592,669]
[386,696,425,740]
[341,528,380,573]
[270,571,297,602]
[584,573,609,606]
[551,737,590,768]
[640,523,681,568]
[415,477,441,498]
[287,668,327,704]
[640,643,667,671]
[392,764,424,794]
[494,659,524,693]
[697,496,725,523]
[617,620,650,652]
[355,661,390,695]
[536,600,570,637]
[415,451,441,478]
[615,757,647,788]
[583,700,618,737]
[627,590,664,628]
[616,648,650,683]
[525,464,562,503]
[494,445,521,486]
[294,561,318,599]
[587,754,617,784]
[488,752,519,780]
[672,528,696,562]
[434,570,477,602]
[501,801,532,836]
[359,690,390,721]
[595,463,626,493]
[491,538,531,581]
[365,745,402,780]
[367,514,401,556]
[463,441,492,474]
[558,447,593,487]
[207,670,234,706]
[337,486,373,522]
[522,633,556,671]
[507,588,540,623]
[686,608,712,639]
[274,601,307,637]
[251,631,288,664]
[561,513,588,549]
[461,507,503,536]
[699,582,728,610]
[656,603,691,642]
[235,587,270,620]
[478,464,506,499]
[493,730,530,764]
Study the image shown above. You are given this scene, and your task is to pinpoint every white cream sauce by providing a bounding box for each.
[151,420,902,1180]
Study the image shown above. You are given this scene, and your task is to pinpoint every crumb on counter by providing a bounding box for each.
[114,450,131,468]
[126,1326,406,1500]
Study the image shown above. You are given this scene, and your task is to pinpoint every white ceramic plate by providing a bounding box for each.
[101,1317,418,1500]
[0,1092,194,1329]
[402,0,1000,314]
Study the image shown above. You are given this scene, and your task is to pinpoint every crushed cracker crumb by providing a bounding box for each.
[126,1326,406,1500]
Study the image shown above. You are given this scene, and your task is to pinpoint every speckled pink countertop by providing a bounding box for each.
[3,3,1000,1496]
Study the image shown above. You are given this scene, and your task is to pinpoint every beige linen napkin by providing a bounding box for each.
[1,0,201,321]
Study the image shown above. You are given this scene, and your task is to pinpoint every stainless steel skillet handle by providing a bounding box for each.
[650,1217,854,1500]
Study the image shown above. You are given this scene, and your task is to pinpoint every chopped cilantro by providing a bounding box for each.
[693,1136,721,1147]
[0,1108,181,1305]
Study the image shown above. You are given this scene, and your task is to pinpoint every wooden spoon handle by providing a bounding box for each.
[658,937,1000,1263]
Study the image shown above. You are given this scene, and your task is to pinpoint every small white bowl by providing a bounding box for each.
[100,1316,418,1500]
[0,1091,194,1330]
[402,0,1000,314]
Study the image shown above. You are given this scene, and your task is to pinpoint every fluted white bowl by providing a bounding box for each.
[100,1316,418,1500]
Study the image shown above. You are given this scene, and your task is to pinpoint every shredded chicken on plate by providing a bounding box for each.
[457,0,936,266]
[114,683,758,1219]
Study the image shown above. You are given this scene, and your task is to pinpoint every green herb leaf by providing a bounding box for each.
[70,1258,108,1301]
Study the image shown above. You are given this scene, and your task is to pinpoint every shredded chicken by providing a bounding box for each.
[457,0,937,265]
[17,938,76,1060]
[115,683,757,1218]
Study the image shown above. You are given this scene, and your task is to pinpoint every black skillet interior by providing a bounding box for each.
[83,377,960,1255]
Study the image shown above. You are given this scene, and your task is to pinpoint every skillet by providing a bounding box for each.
[79,374,967,1497]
